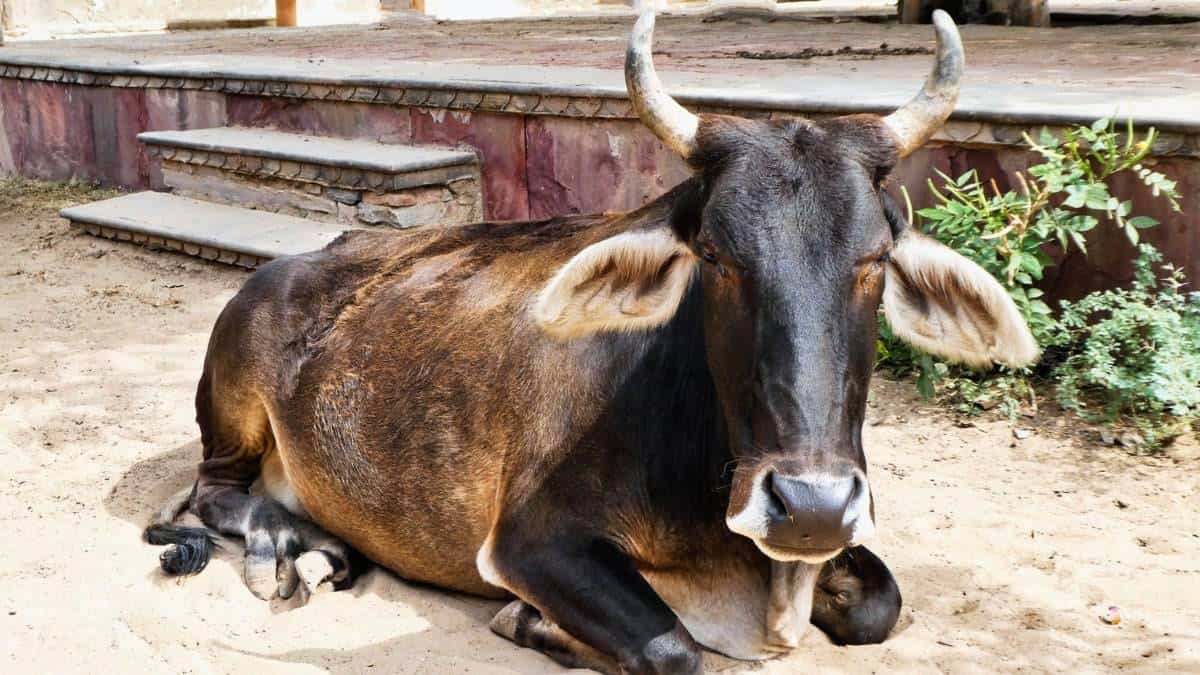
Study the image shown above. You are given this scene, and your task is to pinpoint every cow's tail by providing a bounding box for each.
[142,484,217,576]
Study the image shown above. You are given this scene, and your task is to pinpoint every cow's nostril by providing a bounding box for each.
[765,471,789,520]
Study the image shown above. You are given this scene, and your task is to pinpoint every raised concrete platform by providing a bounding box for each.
[0,15,1194,136]
[140,127,483,228]
[61,191,350,267]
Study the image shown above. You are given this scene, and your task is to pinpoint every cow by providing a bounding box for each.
[144,10,1037,674]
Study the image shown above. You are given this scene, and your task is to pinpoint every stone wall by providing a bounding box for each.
[155,157,482,228]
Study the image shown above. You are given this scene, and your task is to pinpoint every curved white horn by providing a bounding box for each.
[625,12,699,158]
[882,10,965,157]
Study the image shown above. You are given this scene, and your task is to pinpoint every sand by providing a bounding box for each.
[1,180,1197,674]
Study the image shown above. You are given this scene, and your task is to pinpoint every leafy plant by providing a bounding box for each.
[904,118,1181,348]
[877,118,1189,444]
[1053,245,1200,448]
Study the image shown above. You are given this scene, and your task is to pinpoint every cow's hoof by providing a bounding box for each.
[241,526,294,600]
[296,550,338,598]
[241,525,352,602]
[490,600,539,641]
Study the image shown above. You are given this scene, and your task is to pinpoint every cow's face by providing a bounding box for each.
[691,113,901,562]
[534,11,1037,563]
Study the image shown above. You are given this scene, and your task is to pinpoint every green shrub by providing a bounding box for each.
[877,118,1189,446]
[899,118,1180,349]
[1054,245,1200,448]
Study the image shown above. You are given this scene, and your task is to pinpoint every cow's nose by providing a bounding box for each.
[764,471,864,551]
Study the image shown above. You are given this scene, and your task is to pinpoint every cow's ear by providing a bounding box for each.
[883,230,1039,368]
[533,226,698,339]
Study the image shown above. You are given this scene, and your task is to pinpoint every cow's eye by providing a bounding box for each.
[699,243,719,264]
[872,163,894,188]
[860,248,890,269]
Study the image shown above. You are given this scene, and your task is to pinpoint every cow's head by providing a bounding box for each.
[534,11,1037,563]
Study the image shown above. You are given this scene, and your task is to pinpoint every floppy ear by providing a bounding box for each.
[883,231,1039,368]
[533,227,698,340]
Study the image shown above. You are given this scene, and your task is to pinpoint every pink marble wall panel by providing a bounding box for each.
[523,116,690,220]
[0,80,152,188]
[144,90,229,189]
[0,79,30,175]
[83,86,150,189]
[1056,156,1199,299]
[22,82,96,182]
[411,107,528,221]
[226,96,411,144]
[145,90,227,132]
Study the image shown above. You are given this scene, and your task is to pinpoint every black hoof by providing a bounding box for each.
[145,524,216,575]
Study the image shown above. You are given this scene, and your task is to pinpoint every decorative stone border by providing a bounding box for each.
[70,221,269,268]
[3,63,1196,158]
[0,64,639,118]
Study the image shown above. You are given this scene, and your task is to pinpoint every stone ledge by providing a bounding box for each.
[146,142,479,192]
[141,128,480,192]
[0,59,1196,157]
[61,191,352,264]
[138,127,478,175]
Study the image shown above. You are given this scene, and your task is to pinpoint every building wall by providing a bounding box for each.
[1,0,381,39]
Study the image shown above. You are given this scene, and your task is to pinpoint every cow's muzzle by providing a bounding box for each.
[726,463,875,563]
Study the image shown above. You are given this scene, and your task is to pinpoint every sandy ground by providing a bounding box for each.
[1,181,1199,674]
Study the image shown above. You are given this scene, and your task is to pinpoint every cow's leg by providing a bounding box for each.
[149,370,359,600]
[490,601,619,673]
[811,545,902,645]
[189,483,356,600]
[483,532,702,675]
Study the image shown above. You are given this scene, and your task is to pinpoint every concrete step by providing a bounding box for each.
[61,191,351,268]
[138,127,483,229]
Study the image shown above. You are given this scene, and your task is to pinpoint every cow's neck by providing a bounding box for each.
[598,277,734,528]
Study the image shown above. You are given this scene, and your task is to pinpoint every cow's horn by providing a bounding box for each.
[882,9,964,157]
[626,12,698,158]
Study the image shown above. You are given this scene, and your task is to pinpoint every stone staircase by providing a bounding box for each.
[63,127,483,268]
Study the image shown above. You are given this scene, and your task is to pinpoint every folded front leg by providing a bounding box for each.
[481,522,703,675]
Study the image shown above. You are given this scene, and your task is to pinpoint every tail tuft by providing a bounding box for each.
[144,524,216,576]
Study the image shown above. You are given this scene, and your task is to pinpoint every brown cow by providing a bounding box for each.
[145,11,1035,674]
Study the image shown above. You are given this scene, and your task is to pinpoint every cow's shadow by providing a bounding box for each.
[104,439,198,527]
